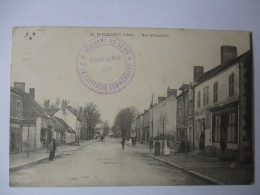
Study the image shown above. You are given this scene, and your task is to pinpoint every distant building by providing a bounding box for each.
[193,46,253,162]
[135,113,143,141]
[176,83,194,150]
[51,116,75,145]
[152,88,177,138]
[54,100,85,143]
[143,109,151,143]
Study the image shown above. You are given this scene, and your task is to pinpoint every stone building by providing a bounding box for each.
[193,46,253,162]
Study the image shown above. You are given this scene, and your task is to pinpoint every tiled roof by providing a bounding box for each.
[22,92,48,118]
[195,50,250,85]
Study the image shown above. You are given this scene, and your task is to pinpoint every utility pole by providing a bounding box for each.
[151,93,154,139]
[27,122,30,158]
[23,116,34,158]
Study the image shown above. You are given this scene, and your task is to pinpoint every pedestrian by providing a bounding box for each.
[122,137,125,150]
[49,139,56,161]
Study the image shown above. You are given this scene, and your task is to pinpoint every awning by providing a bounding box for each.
[207,98,239,112]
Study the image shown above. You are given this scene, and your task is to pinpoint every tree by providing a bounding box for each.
[83,103,102,139]
[102,121,110,136]
[114,107,138,139]
[111,125,120,138]
[159,112,168,139]
[159,112,168,154]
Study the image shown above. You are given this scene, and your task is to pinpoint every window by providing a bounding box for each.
[227,112,237,143]
[213,82,218,103]
[229,73,235,97]
[213,115,221,142]
[203,86,209,106]
[203,88,206,106]
[197,91,201,108]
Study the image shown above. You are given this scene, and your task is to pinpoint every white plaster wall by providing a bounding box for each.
[194,63,240,111]
[54,109,77,130]
[153,95,177,137]
[35,117,42,148]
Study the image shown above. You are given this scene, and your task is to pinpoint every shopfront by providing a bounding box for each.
[211,103,238,152]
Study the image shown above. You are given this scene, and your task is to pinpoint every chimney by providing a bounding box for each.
[167,87,177,97]
[193,66,204,81]
[79,107,83,113]
[29,88,35,99]
[44,100,50,110]
[14,82,25,93]
[62,100,67,113]
[158,97,166,104]
[221,46,237,64]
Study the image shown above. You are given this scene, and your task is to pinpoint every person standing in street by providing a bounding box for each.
[122,137,125,150]
[49,139,56,161]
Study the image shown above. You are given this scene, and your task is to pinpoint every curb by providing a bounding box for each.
[9,140,97,172]
[126,143,149,149]
[144,153,224,185]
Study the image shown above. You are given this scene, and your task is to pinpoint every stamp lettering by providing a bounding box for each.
[76,37,136,94]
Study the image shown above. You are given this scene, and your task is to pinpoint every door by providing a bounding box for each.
[199,118,205,151]
[220,114,228,152]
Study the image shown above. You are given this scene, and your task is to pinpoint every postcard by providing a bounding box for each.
[10,27,253,186]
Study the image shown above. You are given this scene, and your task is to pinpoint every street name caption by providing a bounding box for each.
[90,32,170,38]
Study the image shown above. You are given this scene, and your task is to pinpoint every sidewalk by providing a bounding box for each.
[127,142,254,185]
[10,140,96,172]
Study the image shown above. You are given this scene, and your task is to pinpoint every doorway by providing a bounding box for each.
[220,114,228,152]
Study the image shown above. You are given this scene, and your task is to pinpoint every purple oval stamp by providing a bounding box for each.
[76,37,136,94]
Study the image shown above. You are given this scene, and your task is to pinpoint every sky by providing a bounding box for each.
[11,27,250,126]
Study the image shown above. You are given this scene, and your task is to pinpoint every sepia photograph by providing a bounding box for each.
[9,27,254,187]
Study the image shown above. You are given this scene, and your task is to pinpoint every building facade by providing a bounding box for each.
[193,46,253,162]
[10,87,23,153]
[54,101,83,143]
[135,114,143,142]
[143,109,151,143]
[11,82,54,152]
[152,88,177,138]
[176,83,194,150]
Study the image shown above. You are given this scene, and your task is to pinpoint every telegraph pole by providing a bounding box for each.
[27,122,30,158]
[151,93,154,139]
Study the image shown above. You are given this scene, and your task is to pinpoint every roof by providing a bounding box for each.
[45,108,59,116]
[67,106,86,121]
[22,92,48,118]
[195,50,251,85]
[52,116,73,133]
[179,83,190,91]
[11,87,23,96]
